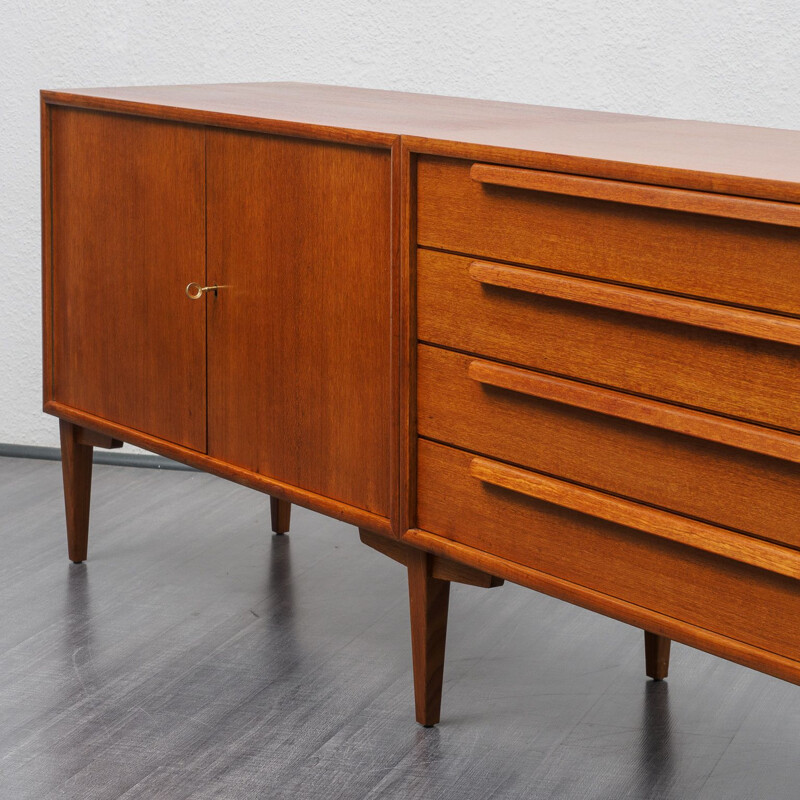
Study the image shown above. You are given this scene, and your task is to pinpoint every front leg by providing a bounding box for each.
[59,421,94,563]
[270,496,291,535]
[644,630,671,680]
[59,421,121,563]
[408,549,451,727]
[359,529,503,726]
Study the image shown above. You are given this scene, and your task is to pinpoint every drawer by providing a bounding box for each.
[417,248,800,432]
[417,438,800,662]
[418,344,800,548]
[417,156,800,316]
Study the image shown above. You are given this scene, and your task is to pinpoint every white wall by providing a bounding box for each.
[3,0,799,447]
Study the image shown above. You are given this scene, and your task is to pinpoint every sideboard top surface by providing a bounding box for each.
[42,82,800,202]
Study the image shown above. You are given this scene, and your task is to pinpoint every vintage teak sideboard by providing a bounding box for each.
[41,83,800,726]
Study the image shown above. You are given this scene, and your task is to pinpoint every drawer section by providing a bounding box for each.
[417,156,800,315]
[418,344,800,548]
[417,249,800,432]
[417,438,800,663]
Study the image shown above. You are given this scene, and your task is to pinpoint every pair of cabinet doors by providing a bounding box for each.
[49,108,391,517]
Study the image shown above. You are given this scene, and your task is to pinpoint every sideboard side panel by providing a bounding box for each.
[41,97,54,405]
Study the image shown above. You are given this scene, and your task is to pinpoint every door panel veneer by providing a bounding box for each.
[50,108,206,450]
[206,130,391,516]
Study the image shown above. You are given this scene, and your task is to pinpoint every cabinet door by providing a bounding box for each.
[50,108,206,451]
[206,130,391,517]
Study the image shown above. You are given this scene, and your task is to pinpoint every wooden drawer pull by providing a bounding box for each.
[470,163,800,229]
[469,261,800,347]
[467,359,800,465]
[469,456,800,580]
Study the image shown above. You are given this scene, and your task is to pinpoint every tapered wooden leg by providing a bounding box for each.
[59,420,94,564]
[644,631,671,680]
[359,529,502,726]
[270,496,291,535]
[408,549,451,727]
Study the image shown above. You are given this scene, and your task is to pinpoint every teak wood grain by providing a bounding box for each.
[49,107,207,450]
[41,83,800,729]
[46,399,392,537]
[644,632,671,681]
[466,355,800,465]
[470,163,800,228]
[468,260,800,348]
[417,345,800,549]
[359,527,502,725]
[40,83,800,204]
[75,427,122,450]
[41,97,53,403]
[205,129,392,516]
[58,420,93,563]
[418,156,800,316]
[418,249,800,432]
[398,143,418,539]
[403,524,800,687]
[270,497,291,535]
[417,439,800,665]
[469,455,800,580]
[407,548,450,727]
[359,528,503,588]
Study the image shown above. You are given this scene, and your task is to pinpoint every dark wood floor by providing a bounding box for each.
[1,455,799,799]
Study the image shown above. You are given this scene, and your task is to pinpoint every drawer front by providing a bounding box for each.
[417,156,800,315]
[418,344,800,548]
[418,249,800,432]
[417,438,800,662]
